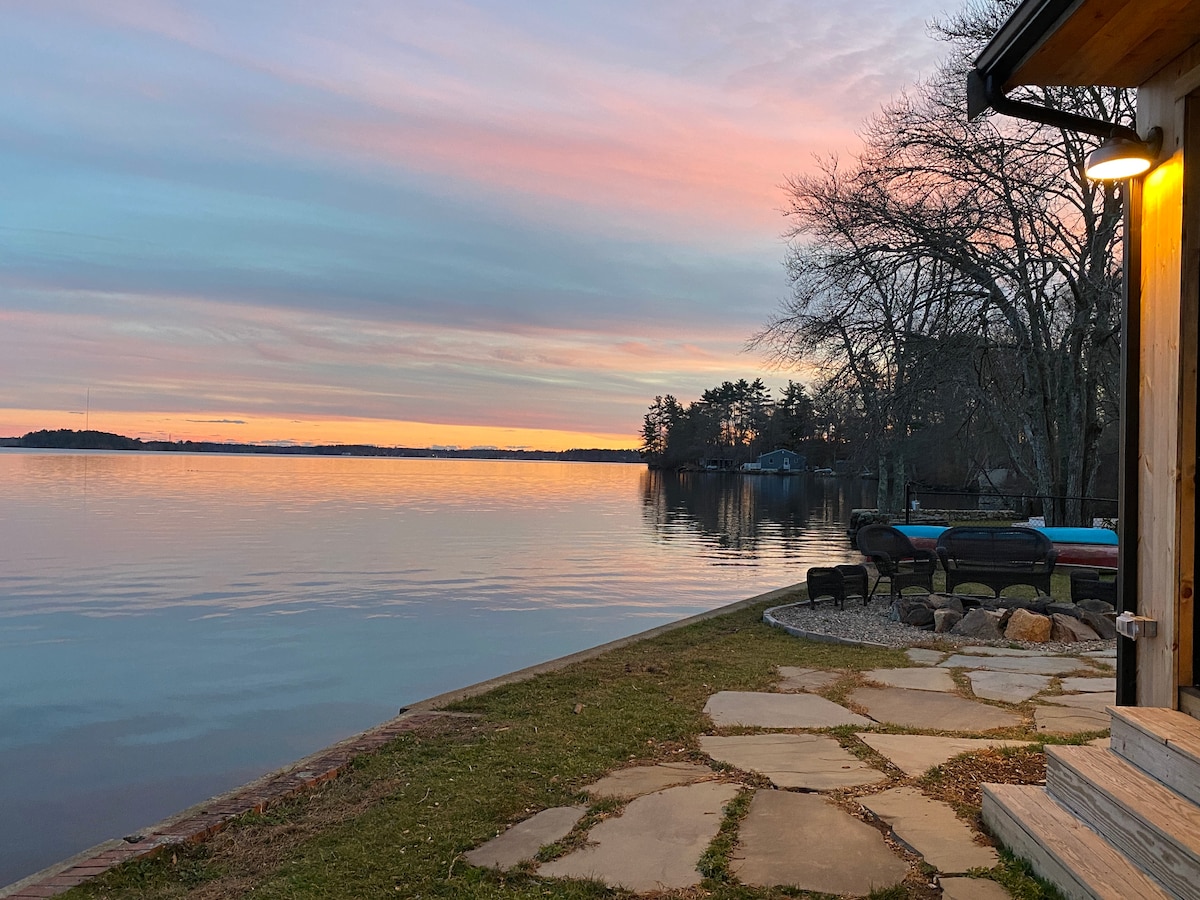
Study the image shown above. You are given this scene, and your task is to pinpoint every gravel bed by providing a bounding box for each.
[766,598,1116,656]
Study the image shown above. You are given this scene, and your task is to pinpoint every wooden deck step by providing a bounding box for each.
[981,783,1173,900]
[1046,744,1200,898]
[1110,705,1200,807]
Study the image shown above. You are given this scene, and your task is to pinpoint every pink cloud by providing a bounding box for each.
[40,1,937,236]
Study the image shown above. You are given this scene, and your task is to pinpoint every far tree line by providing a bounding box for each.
[640,379,815,472]
[8,430,640,463]
[638,375,1062,490]
[643,2,1125,527]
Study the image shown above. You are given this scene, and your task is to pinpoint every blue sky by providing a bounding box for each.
[0,0,950,448]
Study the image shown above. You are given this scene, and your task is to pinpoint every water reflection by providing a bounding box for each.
[641,470,870,559]
[0,451,867,885]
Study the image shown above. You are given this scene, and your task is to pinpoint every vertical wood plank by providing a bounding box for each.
[1180,91,1200,691]
[1136,68,1186,708]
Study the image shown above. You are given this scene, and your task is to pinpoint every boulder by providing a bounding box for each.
[1051,613,1102,642]
[1005,608,1052,642]
[933,608,963,633]
[950,608,1005,640]
[1013,598,1051,615]
[927,594,965,615]
[1079,610,1117,640]
[1078,598,1116,615]
[901,605,934,628]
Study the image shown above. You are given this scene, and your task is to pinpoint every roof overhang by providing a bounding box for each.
[970,0,1200,118]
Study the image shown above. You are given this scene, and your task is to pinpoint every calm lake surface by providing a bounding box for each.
[0,451,866,884]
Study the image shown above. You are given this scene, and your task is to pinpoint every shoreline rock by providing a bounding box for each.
[767,596,1115,654]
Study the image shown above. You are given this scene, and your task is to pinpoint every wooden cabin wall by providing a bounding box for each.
[1135,43,1200,706]
[1183,89,1200,691]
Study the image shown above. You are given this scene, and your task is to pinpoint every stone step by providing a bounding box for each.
[1110,705,1200,807]
[1046,745,1200,899]
[982,783,1172,900]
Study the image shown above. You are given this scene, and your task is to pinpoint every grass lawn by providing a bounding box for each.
[64,597,1071,900]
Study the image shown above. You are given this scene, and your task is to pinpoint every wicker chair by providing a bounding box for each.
[935,526,1056,596]
[805,564,871,608]
[855,524,937,599]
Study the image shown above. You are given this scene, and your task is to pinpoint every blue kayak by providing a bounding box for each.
[891,524,1118,567]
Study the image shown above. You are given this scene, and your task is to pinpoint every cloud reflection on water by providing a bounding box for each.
[0,451,865,884]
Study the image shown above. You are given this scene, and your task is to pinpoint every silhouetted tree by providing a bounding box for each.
[753,0,1129,523]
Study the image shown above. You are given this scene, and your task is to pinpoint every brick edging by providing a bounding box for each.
[0,711,451,899]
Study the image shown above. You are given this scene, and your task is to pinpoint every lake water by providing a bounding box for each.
[0,451,865,884]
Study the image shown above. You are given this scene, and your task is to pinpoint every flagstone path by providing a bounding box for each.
[857,733,1034,776]
[1041,691,1118,710]
[464,806,586,870]
[731,790,908,893]
[861,786,999,872]
[466,642,1118,898]
[863,666,958,692]
[774,665,841,692]
[1061,676,1117,692]
[583,761,716,798]
[850,685,1023,731]
[942,876,1016,899]
[699,733,887,789]
[1034,704,1111,733]
[703,690,871,728]
[939,653,1089,675]
[966,671,1051,703]
[537,781,739,892]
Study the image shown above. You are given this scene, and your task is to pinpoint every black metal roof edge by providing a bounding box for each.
[973,0,1083,88]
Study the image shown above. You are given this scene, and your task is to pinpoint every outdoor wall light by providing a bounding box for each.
[1084,127,1163,180]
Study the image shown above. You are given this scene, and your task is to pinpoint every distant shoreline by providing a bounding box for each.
[0,429,641,463]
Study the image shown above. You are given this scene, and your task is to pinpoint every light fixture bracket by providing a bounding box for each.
[966,70,1161,179]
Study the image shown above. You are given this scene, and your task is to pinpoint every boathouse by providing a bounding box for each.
[967,1,1200,894]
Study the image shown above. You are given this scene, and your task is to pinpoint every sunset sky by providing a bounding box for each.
[1,0,950,450]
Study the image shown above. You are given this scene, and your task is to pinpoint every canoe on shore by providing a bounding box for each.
[893,524,1118,569]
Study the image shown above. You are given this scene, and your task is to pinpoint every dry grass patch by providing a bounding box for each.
[918,746,1047,826]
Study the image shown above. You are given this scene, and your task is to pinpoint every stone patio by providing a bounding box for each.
[465,643,1122,897]
[732,790,908,893]
[584,762,716,798]
[849,686,1023,731]
[536,781,740,891]
[464,806,585,870]
[864,666,958,692]
[860,786,999,872]
[774,666,841,692]
[857,733,1033,777]
[1034,704,1111,734]
[967,670,1052,703]
[699,733,886,789]
[939,653,1089,675]
[703,690,872,728]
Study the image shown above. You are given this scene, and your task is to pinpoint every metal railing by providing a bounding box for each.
[902,484,1118,526]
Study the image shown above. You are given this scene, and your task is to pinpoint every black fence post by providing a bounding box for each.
[905,482,912,525]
